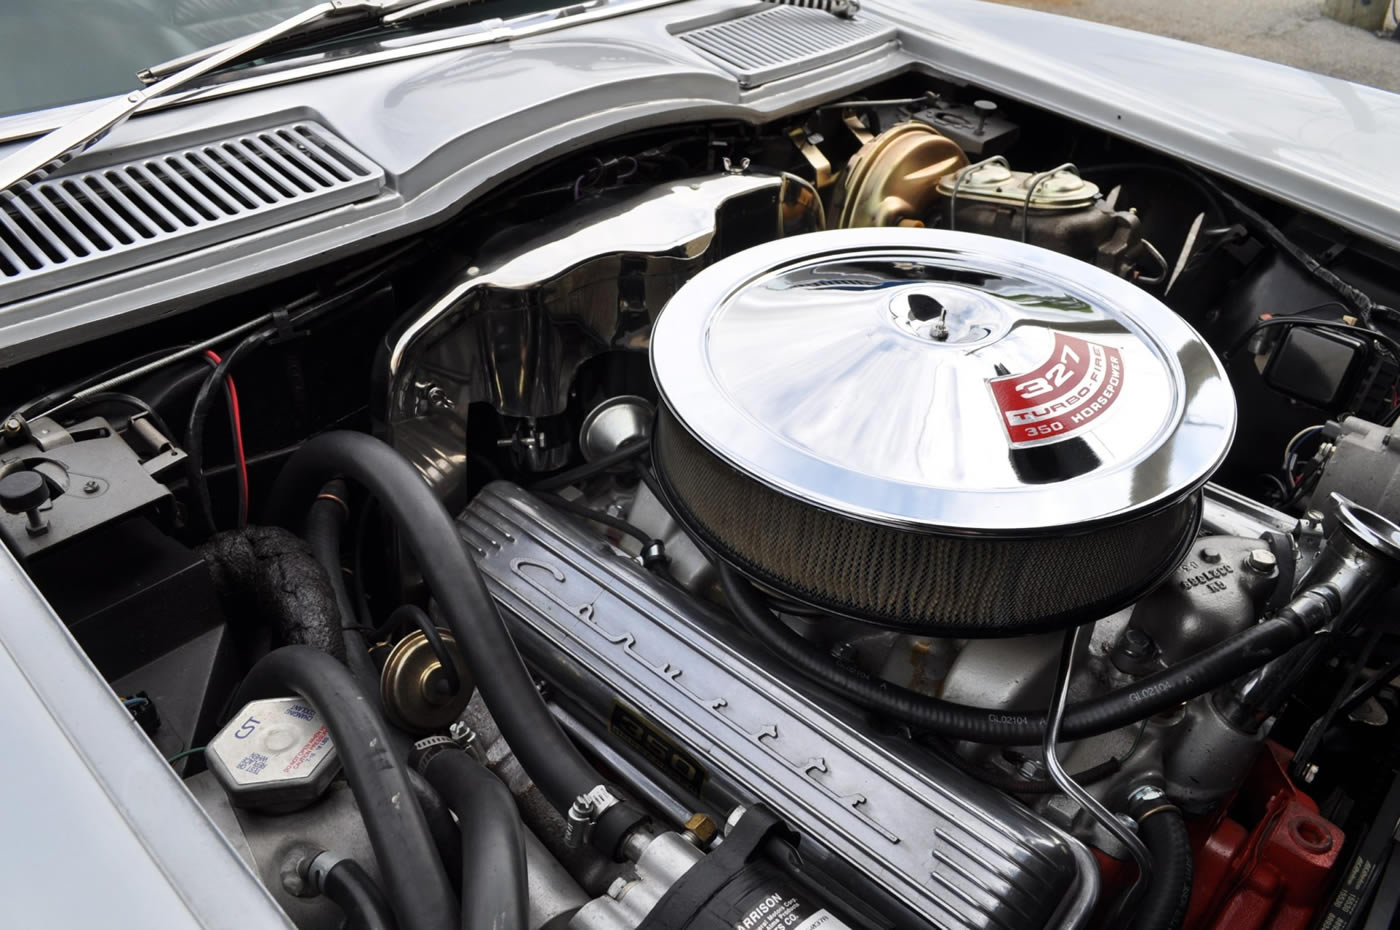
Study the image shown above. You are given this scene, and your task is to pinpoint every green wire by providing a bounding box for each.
[166,746,206,765]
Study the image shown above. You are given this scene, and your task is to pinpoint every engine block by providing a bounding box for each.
[458,482,1098,930]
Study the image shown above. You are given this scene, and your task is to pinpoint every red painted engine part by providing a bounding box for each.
[1184,742,1344,930]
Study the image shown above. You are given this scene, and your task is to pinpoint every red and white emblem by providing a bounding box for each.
[988,333,1125,447]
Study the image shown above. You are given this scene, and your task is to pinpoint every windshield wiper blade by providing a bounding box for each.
[0,0,471,196]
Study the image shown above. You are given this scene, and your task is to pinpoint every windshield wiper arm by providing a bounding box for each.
[138,0,486,83]
[0,0,476,195]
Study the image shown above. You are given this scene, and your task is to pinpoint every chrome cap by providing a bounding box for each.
[650,229,1235,534]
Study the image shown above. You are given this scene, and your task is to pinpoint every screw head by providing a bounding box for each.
[1247,549,1278,574]
[83,480,100,494]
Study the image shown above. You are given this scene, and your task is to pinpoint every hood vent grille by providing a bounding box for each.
[0,121,384,305]
[678,6,897,88]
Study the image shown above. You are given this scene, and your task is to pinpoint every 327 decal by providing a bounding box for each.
[988,333,1124,446]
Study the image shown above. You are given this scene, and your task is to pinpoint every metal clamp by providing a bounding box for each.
[564,785,623,850]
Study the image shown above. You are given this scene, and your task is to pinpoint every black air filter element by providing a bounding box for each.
[649,229,1235,634]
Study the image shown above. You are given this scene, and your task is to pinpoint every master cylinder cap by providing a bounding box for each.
[208,697,340,812]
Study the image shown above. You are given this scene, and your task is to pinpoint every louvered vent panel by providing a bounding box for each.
[0,122,384,303]
[678,6,896,87]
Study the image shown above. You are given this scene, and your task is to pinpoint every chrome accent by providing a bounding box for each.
[580,396,654,462]
[676,5,896,88]
[649,228,1236,533]
[1043,624,1151,921]
[387,173,818,486]
[1331,491,1400,563]
[460,482,1097,930]
[0,122,382,304]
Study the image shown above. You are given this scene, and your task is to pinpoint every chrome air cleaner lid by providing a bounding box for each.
[651,228,1234,535]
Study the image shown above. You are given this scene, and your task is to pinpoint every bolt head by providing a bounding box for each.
[1247,548,1278,574]
[1200,547,1223,564]
[683,813,719,846]
[1121,627,1155,659]
[606,877,629,900]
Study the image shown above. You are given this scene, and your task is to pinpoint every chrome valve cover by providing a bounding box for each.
[459,482,1098,930]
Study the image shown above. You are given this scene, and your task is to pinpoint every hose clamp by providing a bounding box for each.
[564,785,622,849]
[411,734,456,773]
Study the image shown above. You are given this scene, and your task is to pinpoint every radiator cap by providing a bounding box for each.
[207,697,339,813]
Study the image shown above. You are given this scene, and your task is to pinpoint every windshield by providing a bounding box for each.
[0,0,551,119]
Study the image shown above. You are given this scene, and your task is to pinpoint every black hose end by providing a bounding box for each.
[594,799,652,861]
[1136,805,1193,930]
[640,539,669,570]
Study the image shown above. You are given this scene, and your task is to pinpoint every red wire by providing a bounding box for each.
[204,350,250,527]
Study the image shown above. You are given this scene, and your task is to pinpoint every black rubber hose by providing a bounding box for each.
[406,768,464,894]
[233,646,455,930]
[531,438,649,491]
[320,858,396,930]
[420,748,529,930]
[197,526,347,662]
[185,327,274,536]
[720,563,1310,744]
[303,480,381,691]
[266,431,632,822]
[1136,809,1193,930]
[539,492,658,550]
